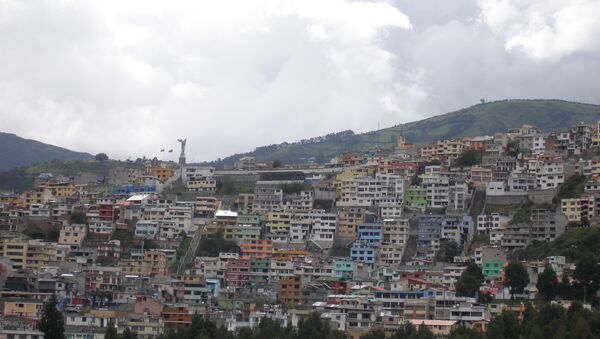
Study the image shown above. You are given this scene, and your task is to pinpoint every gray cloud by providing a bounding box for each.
[0,0,599,162]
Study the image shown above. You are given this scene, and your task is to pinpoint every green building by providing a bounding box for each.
[250,259,271,287]
[333,260,355,280]
[236,211,265,227]
[482,260,505,278]
[406,185,427,212]
[235,224,262,243]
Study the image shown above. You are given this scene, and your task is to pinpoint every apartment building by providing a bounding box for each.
[561,196,596,223]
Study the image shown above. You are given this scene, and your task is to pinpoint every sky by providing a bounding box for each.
[1,0,599,162]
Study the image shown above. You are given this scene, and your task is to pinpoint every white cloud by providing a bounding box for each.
[0,0,417,161]
[0,0,599,163]
[478,0,600,60]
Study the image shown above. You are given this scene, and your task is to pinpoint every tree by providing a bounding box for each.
[272,160,282,168]
[121,327,138,339]
[537,265,558,301]
[572,317,594,339]
[436,240,461,263]
[105,320,118,339]
[69,209,88,224]
[485,312,521,339]
[197,231,239,257]
[505,261,530,298]
[454,150,482,167]
[297,312,344,339]
[448,326,484,339]
[557,271,572,300]
[573,256,600,301]
[455,262,484,297]
[38,295,65,339]
[361,330,385,339]
[95,153,109,161]
[505,141,520,158]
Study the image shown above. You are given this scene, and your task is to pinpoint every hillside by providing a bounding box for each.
[211,99,600,167]
[0,132,92,171]
[514,227,600,262]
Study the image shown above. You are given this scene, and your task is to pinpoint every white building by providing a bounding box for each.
[477,213,510,234]
[181,166,215,182]
[309,210,338,246]
[135,220,159,239]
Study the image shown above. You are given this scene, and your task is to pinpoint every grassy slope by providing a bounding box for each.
[212,99,600,166]
[514,227,600,262]
[0,160,144,193]
[0,132,93,171]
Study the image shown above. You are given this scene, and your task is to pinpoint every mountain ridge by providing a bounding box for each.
[0,132,93,171]
[208,99,600,167]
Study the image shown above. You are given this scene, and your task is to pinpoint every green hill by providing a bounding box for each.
[0,132,93,171]
[514,227,600,262]
[211,99,600,166]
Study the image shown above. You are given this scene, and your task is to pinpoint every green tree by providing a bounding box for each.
[504,260,530,298]
[121,327,138,339]
[448,326,484,339]
[390,323,416,339]
[537,265,558,301]
[557,271,572,300]
[361,330,385,339]
[573,256,600,301]
[454,150,482,167]
[455,262,484,297]
[297,312,344,339]
[505,141,520,157]
[572,317,594,339]
[272,160,282,168]
[436,240,461,263]
[95,153,109,161]
[186,314,217,339]
[485,312,520,339]
[197,231,239,257]
[38,295,65,339]
[69,209,88,224]
[105,320,118,339]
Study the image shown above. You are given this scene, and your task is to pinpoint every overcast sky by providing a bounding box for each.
[1,0,599,162]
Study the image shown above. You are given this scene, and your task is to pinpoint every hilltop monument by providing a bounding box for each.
[177,138,186,165]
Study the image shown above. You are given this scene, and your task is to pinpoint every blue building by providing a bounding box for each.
[350,241,378,265]
[357,222,382,245]
[417,216,443,250]
[441,215,473,248]
[114,184,155,196]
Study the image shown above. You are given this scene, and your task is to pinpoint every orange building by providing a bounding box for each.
[278,275,303,306]
[240,239,273,259]
[162,304,192,329]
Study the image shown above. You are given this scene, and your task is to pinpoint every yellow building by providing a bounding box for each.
[561,196,595,224]
[436,139,465,157]
[23,189,47,206]
[278,275,303,306]
[38,181,76,198]
[592,121,600,147]
[59,224,87,247]
[266,211,292,233]
[143,251,167,276]
[336,207,366,239]
[3,299,44,320]
[272,249,308,261]
[146,164,175,183]
[119,259,145,275]
[1,238,60,270]
[408,320,458,336]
